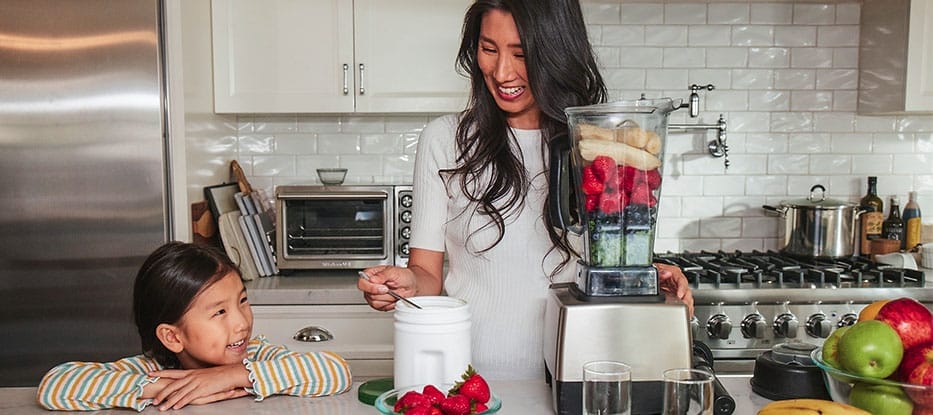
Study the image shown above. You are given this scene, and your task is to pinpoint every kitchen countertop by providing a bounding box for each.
[0,375,771,414]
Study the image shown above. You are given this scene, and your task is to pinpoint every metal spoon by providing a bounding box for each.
[358,271,423,309]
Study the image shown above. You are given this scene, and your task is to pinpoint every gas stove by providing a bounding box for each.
[654,251,933,374]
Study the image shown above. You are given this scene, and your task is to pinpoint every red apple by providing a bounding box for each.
[876,298,933,350]
[901,342,933,383]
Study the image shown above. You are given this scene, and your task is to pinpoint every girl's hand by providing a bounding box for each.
[148,364,251,410]
[358,265,417,311]
[655,262,694,317]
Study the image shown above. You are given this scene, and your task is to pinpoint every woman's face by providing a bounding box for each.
[172,272,253,369]
[477,9,540,129]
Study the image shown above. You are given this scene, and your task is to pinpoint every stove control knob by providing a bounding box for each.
[741,313,767,339]
[806,313,834,338]
[773,313,799,338]
[706,314,733,340]
[838,313,858,328]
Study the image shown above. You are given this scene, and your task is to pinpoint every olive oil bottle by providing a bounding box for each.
[859,177,884,256]
[903,191,922,250]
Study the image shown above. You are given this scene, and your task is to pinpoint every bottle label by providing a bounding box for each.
[905,217,922,249]
[863,212,884,235]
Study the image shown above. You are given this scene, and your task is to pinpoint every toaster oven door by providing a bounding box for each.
[276,187,393,269]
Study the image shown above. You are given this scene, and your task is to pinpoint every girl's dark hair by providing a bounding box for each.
[451,0,607,275]
[133,242,238,368]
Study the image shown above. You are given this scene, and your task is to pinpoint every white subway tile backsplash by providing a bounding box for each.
[228,1,932,253]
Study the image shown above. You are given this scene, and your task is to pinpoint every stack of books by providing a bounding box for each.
[219,191,278,278]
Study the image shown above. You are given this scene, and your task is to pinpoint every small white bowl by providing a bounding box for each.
[317,168,347,185]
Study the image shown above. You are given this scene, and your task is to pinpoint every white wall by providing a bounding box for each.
[211,1,932,252]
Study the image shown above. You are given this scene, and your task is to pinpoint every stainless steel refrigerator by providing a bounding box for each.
[0,0,172,386]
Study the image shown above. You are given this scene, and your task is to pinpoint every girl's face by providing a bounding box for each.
[477,9,541,130]
[171,272,253,369]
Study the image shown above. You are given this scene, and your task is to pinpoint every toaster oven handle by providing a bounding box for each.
[277,191,389,200]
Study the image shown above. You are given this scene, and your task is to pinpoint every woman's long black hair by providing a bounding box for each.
[449,0,607,276]
[133,242,238,368]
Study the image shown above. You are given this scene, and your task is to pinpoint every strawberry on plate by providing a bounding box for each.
[450,365,491,404]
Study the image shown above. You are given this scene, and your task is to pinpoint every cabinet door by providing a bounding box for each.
[354,0,471,113]
[251,305,394,379]
[211,0,354,113]
[906,0,933,111]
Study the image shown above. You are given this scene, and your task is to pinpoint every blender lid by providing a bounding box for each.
[565,97,682,116]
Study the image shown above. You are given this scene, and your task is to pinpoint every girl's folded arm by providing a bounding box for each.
[36,356,161,412]
[243,337,353,400]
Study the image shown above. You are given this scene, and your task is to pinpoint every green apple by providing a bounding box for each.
[837,320,904,379]
[848,381,913,415]
[822,325,851,369]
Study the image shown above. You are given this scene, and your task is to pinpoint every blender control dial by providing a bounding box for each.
[773,313,799,338]
[741,313,767,339]
[806,313,834,338]
[837,313,858,328]
[706,314,733,340]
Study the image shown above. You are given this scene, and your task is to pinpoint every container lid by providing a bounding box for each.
[781,184,856,210]
[358,377,394,406]
[565,97,682,116]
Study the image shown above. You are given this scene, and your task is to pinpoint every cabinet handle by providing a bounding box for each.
[293,326,334,342]
[359,63,365,95]
[342,64,349,95]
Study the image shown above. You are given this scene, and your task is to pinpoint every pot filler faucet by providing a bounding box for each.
[666,84,730,170]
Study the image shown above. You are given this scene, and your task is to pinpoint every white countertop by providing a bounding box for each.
[0,376,770,414]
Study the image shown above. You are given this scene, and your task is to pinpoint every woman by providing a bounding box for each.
[358,0,692,380]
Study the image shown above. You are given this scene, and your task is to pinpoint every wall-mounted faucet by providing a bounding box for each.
[667,84,730,169]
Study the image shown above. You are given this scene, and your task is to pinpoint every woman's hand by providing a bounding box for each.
[655,262,694,317]
[147,365,251,410]
[358,265,418,311]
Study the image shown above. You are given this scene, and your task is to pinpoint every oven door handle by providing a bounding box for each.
[277,191,389,200]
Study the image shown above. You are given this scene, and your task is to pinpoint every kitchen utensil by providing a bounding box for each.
[374,383,502,414]
[750,343,830,400]
[582,360,632,415]
[763,184,865,258]
[661,368,714,415]
[317,168,347,185]
[393,296,471,389]
[358,271,422,309]
[811,347,933,412]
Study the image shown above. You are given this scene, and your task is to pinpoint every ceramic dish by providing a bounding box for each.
[374,383,502,415]
[810,347,933,411]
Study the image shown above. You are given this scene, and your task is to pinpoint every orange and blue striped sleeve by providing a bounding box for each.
[243,336,352,400]
[36,355,161,411]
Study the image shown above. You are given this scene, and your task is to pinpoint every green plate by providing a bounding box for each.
[358,377,394,406]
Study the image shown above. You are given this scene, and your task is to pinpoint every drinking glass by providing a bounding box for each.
[661,368,714,415]
[582,360,632,415]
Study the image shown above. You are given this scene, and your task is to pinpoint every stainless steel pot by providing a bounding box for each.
[763,185,865,258]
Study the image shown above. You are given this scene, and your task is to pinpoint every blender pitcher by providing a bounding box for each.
[549,98,679,298]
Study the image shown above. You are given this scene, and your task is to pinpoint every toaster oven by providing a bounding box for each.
[274,185,412,270]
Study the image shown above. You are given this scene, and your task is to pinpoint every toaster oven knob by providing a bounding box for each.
[837,313,858,328]
[773,313,799,338]
[806,313,834,338]
[400,210,412,223]
[706,314,732,340]
[400,226,411,240]
[741,313,767,339]
[399,242,410,256]
[399,194,413,208]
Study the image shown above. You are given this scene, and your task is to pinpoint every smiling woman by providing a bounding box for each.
[35,242,353,412]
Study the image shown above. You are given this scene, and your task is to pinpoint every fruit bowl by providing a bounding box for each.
[374,383,502,415]
[811,347,933,412]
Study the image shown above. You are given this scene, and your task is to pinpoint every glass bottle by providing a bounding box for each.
[882,196,904,248]
[859,177,884,256]
[903,191,922,251]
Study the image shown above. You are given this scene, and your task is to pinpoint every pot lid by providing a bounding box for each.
[781,184,856,210]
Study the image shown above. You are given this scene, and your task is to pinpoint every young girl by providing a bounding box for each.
[37,242,352,411]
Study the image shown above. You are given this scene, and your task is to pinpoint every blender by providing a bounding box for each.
[543,98,694,415]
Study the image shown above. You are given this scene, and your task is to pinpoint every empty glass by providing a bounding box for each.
[661,368,714,415]
[582,360,632,415]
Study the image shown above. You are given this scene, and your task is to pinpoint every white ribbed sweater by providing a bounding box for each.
[411,115,575,380]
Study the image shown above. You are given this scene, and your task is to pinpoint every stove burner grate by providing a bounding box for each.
[654,250,926,290]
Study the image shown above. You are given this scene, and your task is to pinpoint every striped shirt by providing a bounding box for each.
[36,336,352,411]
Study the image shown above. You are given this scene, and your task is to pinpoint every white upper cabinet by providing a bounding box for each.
[211,0,470,114]
[858,0,933,114]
